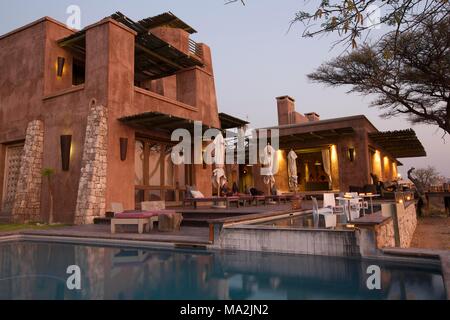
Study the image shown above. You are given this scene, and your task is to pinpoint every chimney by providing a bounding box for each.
[305,112,320,122]
[276,96,296,125]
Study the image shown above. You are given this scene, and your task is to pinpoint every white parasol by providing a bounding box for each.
[261,144,276,196]
[212,133,227,201]
[288,150,298,192]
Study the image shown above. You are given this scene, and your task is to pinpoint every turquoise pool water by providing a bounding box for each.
[0,241,446,300]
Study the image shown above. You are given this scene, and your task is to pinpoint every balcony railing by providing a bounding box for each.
[188,38,203,60]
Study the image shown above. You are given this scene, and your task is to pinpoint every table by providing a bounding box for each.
[336,197,362,222]
[358,194,381,215]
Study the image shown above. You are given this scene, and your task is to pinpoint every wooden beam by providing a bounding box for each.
[136,42,184,69]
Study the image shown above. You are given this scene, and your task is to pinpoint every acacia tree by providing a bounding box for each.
[227,0,450,48]
[407,166,444,215]
[408,166,444,190]
[307,17,450,136]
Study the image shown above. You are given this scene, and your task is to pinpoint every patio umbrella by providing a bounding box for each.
[261,144,276,196]
[288,150,298,192]
[212,133,227,199]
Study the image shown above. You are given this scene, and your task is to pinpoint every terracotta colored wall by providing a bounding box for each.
[43,21,73,95]
[336,128,371,191]
[0,22,46,144]
[40,20,116,223]
[104,22,136,212]
[0,19,86,223]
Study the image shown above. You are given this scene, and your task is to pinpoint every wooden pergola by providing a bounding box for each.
[58,12,204,81]
[369,129,426,158]
[119,111,217,135]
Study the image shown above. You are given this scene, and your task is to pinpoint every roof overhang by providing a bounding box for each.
[219,113,249,130]
[118,111,218,134]
[369,129,426,158]
[278,127,355,148]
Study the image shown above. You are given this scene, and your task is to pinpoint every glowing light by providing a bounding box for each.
[373,150,382,178]
[331,145,338,164]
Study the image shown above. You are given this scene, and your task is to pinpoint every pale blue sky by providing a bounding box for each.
[1,0,449,177]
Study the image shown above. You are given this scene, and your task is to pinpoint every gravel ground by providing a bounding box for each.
[411,216,450,250]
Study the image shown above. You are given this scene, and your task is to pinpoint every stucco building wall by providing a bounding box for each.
[0,16,221,223]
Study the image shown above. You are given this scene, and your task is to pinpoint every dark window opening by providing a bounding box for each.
[72,59,85,86]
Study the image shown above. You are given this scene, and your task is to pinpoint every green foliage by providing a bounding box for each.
[0,223,69,232]
[308,17,450,135]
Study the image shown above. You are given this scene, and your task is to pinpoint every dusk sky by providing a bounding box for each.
[1,0,449,177]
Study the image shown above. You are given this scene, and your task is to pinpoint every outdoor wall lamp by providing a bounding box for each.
[348,147,355,162]
[60,135,72,171]
[57,57,65,77]
[120,138,128,161]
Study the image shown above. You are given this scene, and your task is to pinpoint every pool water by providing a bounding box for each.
[0,241,446,300]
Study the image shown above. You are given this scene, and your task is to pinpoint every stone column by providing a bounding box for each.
[12,120,44,223]
[74,100,108,225]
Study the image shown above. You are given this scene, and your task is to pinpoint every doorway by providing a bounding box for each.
[1,144,24,214]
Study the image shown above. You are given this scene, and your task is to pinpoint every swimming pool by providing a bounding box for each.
[0,241,446,300]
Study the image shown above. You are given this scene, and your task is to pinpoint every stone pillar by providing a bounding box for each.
[12,120,44,223]
[74,101,108,225]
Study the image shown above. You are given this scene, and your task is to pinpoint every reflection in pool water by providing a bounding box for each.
[0,241,446,300]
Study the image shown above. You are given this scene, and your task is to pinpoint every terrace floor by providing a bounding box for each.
[0,200,390,246]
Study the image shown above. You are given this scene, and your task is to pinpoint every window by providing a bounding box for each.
[72,58,85,86]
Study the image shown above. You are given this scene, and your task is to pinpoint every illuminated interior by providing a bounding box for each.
[292,146,336,191]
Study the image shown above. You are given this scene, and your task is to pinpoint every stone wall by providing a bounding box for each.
[74,101,108,225]
[397,202,418,248]
[375,202,417,249]
[12,120,44,223]
[375,219,395,249]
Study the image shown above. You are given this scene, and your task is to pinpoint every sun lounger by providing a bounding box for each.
[110,202,176,234]
[237,194,254,206]
[253,195,266,206]
[183,196,241,209]
[183,196,226,208]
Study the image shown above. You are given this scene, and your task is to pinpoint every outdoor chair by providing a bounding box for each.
[348,198,362,221]
[183,186,225,208]
[311,197,336,229]
[323,193,345,214]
